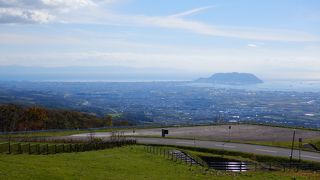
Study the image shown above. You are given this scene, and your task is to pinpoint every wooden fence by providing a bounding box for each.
[0,140,136,155]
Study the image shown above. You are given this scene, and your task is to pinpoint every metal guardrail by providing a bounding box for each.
[180,150,208,167]
[208,162,252,172]
[144,145,205,167]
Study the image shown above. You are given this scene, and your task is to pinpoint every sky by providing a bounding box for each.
[0,0,320,81]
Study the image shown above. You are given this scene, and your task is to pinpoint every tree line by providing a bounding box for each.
[0,104,130,132]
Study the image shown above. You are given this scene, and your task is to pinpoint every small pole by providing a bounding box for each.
[18,143,21,154]
[290,130,296,163]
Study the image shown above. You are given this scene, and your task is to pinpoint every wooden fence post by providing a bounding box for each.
[18,143,22,154]
[8,142,11,154]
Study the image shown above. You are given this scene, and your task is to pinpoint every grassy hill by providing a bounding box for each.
[0,146,319,179]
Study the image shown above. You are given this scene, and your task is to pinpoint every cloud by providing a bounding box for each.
[0,8,54,23]
[56,5,319,42]
[0,0,96,9]
[247,44,257,48]
[129,15,320,42]
[170,6,214,18]
[41,0,95,9]
[0,0,98,23]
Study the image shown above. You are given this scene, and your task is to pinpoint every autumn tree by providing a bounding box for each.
[21,106,48,130]
[0,104,23,132]
[104,115,113,127]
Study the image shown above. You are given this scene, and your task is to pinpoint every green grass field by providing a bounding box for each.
[0,146,319,180]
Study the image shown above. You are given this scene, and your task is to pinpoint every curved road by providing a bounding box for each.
[135,137,320,162]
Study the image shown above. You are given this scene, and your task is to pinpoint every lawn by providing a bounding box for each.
[0,146,319,179]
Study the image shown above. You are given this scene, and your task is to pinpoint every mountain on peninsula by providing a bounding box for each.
[195,72,263,85]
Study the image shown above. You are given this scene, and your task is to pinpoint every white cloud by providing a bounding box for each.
[170,6,214,18]
[41,0,96,9]
[128,15,320,42]
[247,44,257,48]
[0,8,53,23]
[56,6,319,42]
[0,0,96,9]
[0,0,99,23]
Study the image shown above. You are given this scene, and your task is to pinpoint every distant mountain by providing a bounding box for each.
[195,72,263,85]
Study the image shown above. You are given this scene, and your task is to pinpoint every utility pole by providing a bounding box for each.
[290,130,296,163]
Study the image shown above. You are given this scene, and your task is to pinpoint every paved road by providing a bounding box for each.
[135,137,320,162]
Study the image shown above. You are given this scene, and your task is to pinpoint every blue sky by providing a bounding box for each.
[0,0,319,80]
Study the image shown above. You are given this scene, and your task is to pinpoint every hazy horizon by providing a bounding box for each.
[1,65,320,82]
